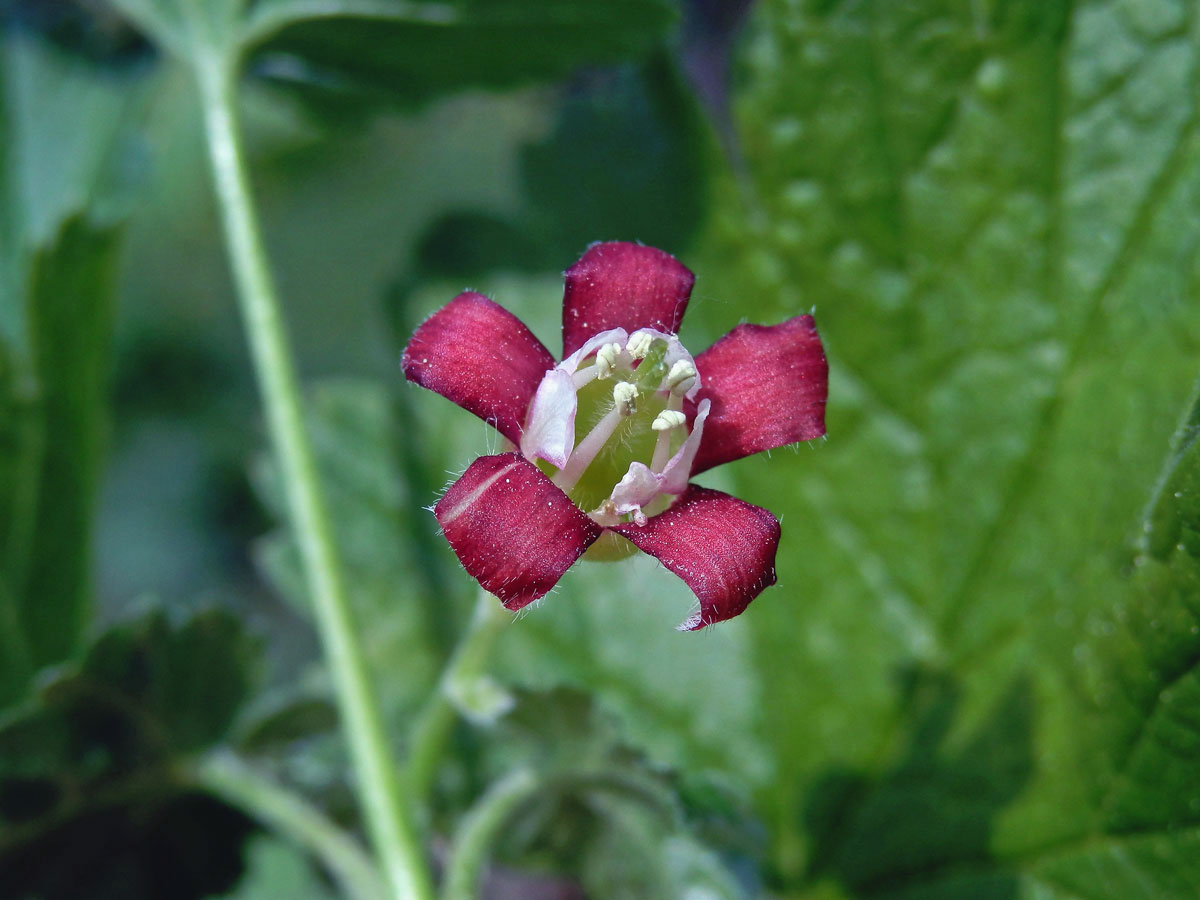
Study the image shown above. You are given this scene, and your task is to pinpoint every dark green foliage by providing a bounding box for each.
[0,216,122,704]
[0,607,261,900]
[519,54,709,261]
[243,0,678,111]
[0,27,145,704]
[19,219,121,667]
[401,56,711,294]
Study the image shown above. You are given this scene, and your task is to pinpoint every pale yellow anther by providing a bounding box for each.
[613,381,638,416]
[652,409,687,431]
[666,360,698,394]
[626,332,654,359]
[594,342,623,378]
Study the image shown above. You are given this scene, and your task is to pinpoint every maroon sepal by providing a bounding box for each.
[613,486,780,630]
[562,242,695,357]
[402,292,555,445]
[691,316,828,474]
[434,453,601,610]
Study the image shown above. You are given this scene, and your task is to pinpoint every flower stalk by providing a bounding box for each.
[196,751,389,900]
[193,49,433,900]
[406,587,512,806]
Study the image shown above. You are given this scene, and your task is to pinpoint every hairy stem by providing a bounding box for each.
[406,588,511,805]
[196,751,388,900]
[439,765,678,900]
[193,49,433,900]
[440,767,539,900]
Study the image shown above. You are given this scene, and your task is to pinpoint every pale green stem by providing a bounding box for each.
[440,767,539,900]
[406,588,510,805]
[439,766,678,900]
[196,751,389,900]
[193,50,434,900]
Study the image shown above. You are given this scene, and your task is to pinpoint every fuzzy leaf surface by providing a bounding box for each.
[691,0,1200,894]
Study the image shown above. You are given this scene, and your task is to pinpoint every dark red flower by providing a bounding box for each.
[402,242,827,629]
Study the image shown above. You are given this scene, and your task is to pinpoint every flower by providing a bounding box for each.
[402,242,828,629]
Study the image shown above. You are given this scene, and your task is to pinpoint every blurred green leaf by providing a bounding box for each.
[402,54,713,289]
[17,219,121,669]
[690,0,1200,894]
[0,216,121,705]
[0,606,261,900]
[462,688,749,898]
[3,32,144,272]
[492,555,771,785]
[0,32,147,704]
[233,693,338,756]
[215,836,337,900]
[242,0,679,111]
[520,55,710,261]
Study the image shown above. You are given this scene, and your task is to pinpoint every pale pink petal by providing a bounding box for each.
[521,327,630,466]
[520,369,578,467]
[558,327,629,374]
[609,462,661,515]
[608,398,711,512]
[435,453,601,610]
[658,399,710,495]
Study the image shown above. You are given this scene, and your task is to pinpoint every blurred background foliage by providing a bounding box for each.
[3,0,1200,898]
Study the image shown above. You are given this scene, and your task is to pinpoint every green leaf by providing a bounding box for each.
[233,693,339,756]
[491,555,772,784]
[402,54,713,287]
[215,836,338,900]
[0,215,121,705]
[0,32,147,702]
[692,0,1200,893]
[17,218,121,668]
[240,0,679,110]
[462,688,749,897]
[3,33,145,271]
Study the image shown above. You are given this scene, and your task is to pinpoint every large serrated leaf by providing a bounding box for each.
[691,0,1200,894]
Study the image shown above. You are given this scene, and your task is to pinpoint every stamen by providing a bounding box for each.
[626,332,654,359]
[651,410,686,431]
[613,381,638,417]
[666,360,697,395]
[553,402,624,492]
[594,342,623,378]
[651,395,685,473]
[572,366,600,390]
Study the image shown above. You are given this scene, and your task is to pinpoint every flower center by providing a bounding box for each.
[520,329,709,536]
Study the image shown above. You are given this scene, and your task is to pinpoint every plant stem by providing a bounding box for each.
[440,767,539,900]
[438,765,678,900]
[194,51,433,900]
[406,588,510,805]
[196,751,388,900]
